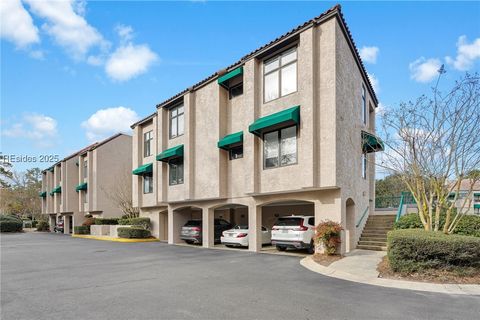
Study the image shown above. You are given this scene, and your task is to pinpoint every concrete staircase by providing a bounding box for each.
[357,214,395,251]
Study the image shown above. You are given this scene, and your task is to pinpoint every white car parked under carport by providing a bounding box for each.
[220,225,271,247]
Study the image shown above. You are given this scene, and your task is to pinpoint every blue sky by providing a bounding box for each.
[1,1,479,172]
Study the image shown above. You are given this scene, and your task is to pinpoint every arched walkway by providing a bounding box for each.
[345,198,356,253]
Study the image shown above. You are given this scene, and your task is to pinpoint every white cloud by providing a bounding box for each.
[105,43,158,81]
[29,49,45,60]
[359,46,379,64]
[24,0,105,59]
[81,106,139,141]
[115,24,134,43]
[445,36,480,71]
[367,72,380,93]
[2,113,58,148]
[376,102,387,115]
[0,0,40,48]
[409,57,441,83]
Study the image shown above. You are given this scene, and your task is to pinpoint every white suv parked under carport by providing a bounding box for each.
[271,216,315,253]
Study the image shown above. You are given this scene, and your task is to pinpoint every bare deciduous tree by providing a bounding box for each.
[101,169,139,218]
[378,72,480,233]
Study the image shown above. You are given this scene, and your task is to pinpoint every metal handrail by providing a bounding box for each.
[395,194,405,222]
[356,206,369,228]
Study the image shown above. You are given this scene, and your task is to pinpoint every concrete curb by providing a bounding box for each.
[72,235,159,243]
[300,256,480,296]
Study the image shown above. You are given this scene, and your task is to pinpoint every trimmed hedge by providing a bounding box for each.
[117,227,151,239]
[36,220,50,232]
[387,229,480,273]
[455,215,480,237]
[74,226,90,235]
[118,217,150,230]
[395,213,480,237]
[94,218,119,225]
[0,215,23,233]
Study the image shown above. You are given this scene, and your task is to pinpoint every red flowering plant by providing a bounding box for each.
[314,220,343,255]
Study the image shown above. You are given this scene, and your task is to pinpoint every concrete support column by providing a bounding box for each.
[49,215,56,233]
[168,208,179,244]
[202,208,215,248]
[248,205,262,252]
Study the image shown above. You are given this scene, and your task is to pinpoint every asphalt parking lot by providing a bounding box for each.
[1,232,479,320]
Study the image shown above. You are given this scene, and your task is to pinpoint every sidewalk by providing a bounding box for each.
[300,249,480,296]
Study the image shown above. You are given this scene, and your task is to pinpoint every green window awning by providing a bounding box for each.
[156,145,184,162]
[39,191,47,198]
[50,186,61,196]
[474,193,480,196]
[248,105,300,136]
[218,131,243,150]
[75,182,88,192]
[132,163,153,176]
[362,131,385,153]
[474,204,480,209]
[218,66,243,88]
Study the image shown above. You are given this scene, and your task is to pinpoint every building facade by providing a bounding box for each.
[131,5,383,254]
[41,134,132,233]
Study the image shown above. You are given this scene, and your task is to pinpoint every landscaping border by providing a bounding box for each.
[300,256,480,296]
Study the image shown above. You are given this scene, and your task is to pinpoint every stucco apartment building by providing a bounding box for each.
[130,5,383,254]
[41,134,132,233]
[448,180,480,215]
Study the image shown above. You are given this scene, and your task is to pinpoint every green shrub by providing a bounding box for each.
[118,217,150,230]
[74,226,90,234]
[94,218,119,225]
[454,215,480,237]
[36,220,50,232]
[394,213,424,230]
[32,220,38,228]
[117,227,151,239]
[0,215,23,232]
[387,229,480,273]
[395,212,480,237]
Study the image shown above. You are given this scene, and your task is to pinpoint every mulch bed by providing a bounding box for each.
[377,256,480,284]
[312,253,343,267]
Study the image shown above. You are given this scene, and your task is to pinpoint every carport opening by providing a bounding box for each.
[213,204,249,250]
[260,200,315,254]
[174,206,202,245]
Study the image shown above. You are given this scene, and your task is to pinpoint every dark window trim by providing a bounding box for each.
[229,82,243,99]
[169,103,185,139]
[168,159,184,186]
[362,85,367,125]
[229,145,244,160]
[143,174,153,194]
[143,130,153,157]
[263,46,298,104]
[262,125,298,170]
[362,153,367,179]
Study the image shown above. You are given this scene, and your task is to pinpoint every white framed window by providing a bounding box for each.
[143,175,153,194]
[362,153,367,179]
[263,47,297,102]
[143,130,153,157]
[169,104,184,139]
[169,159,184,185]
[263,126,297,169]
[362,85,367,125]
